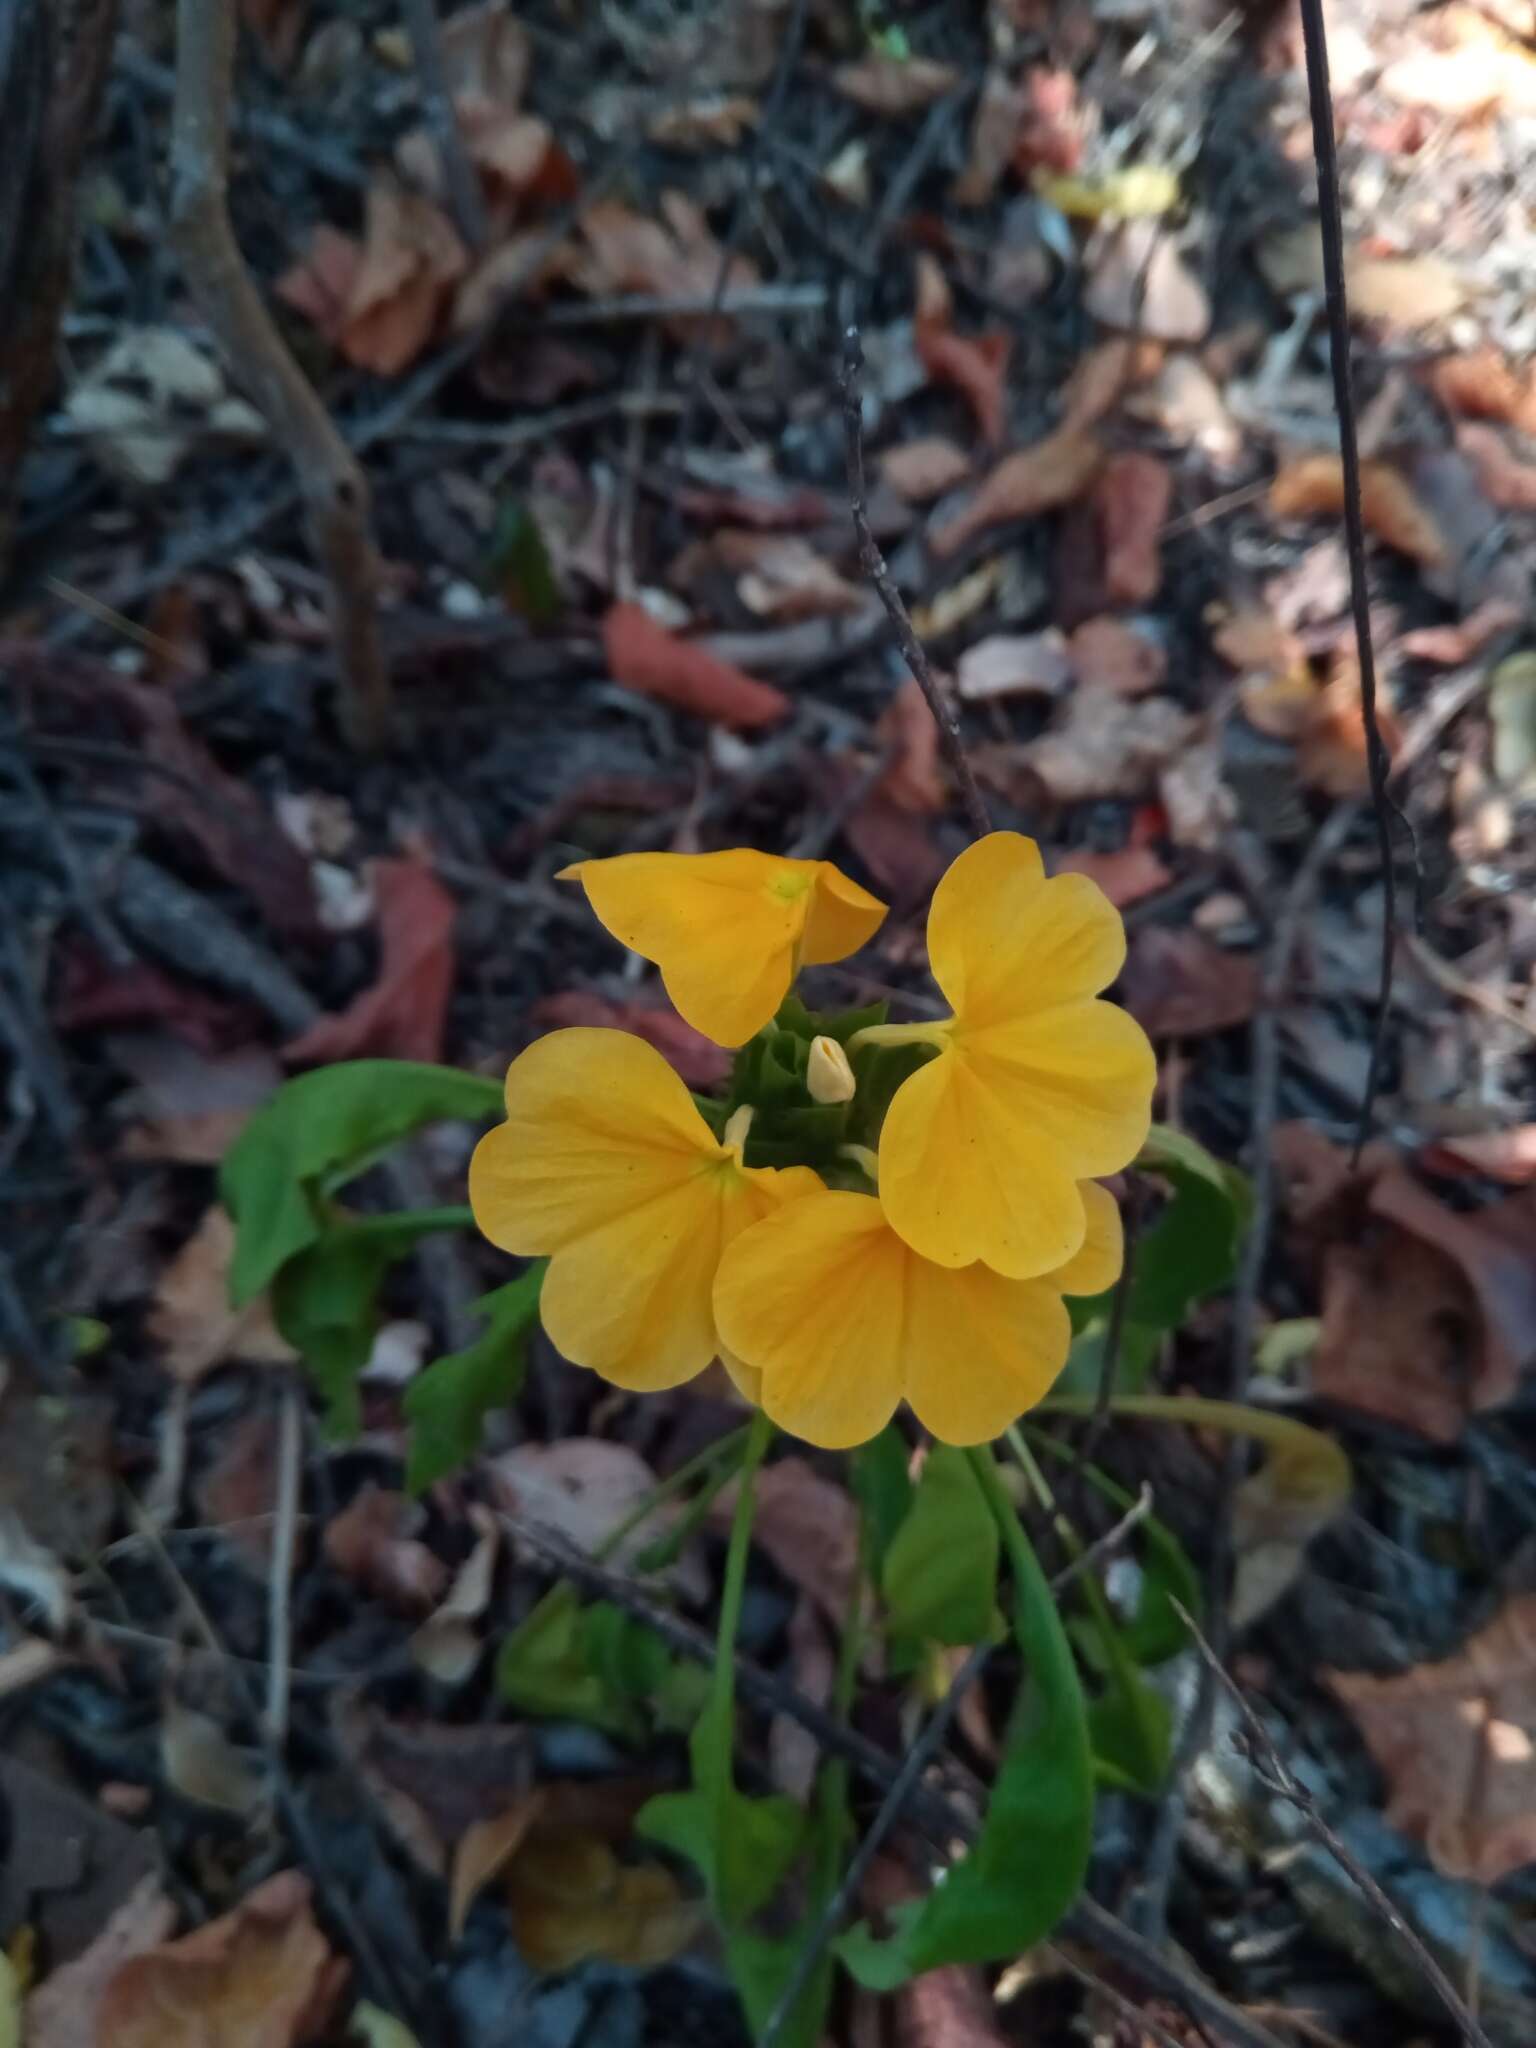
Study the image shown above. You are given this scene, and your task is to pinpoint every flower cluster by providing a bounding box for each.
[470,834,1155,1449]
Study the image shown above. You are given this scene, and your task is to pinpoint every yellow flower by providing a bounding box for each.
[557,849,886,1047]
[856,833,1154,1280]
[469,1027,820,1391]
[713,1182,1123,1450]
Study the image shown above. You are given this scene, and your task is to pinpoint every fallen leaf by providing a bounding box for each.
[1069,616,1166,697]
[160,1700,266,1818]
[54,949,255,1058]
[1380,40,1536,117]
[1012,65,1081,176]
[1210,604,1306,675]
[436,0,531,105]
[719,533,862,622]
[910,560,1004,640]
[601,601,790,728]
[1052,845,1172,908]
[1422,1127,1536,1185]
[1328,1596,1536,1885]
[148,1208,296,1384]
[956,630,1072,702]
[194,1407,280,1573]
[332,1699,531,1872]
[1120,928,1261,1037]
[116,1040,282,1166]
[450,228,576,332]
[875,677,945,814]
[529,992,730,1088]
[952,68,1021,205]
[832,52,960,116]
[410,1508,499,1684]
[281,180,467,376]
[574,193,758,346]
[913,255,1011,447]
[1058,337,1161,432]
[350,2005,421,2048]
[1489,652,1536,787]
[1396,597,1522,666]
[96,1871,347,2048]
[1455,421,1536,510]
[1313,1168,1536,1441]
[1270,454,1447,567]
[1296,655,1403,798]
[770,1597,836,1803]
[715,1455,863,1627]
[64,327,264,489]
[1095,450,1172,604]
[1085,221,1210,343]
[489,1440,706,1597]
[1020,690,1195,802]
[647,94,758,149]
[1351,254,1469,329]
[1159,738,1235,851]
[449,1792,545,1940]
[931,426,1103,557]
[1241,664,1321,741]
[285,856,457,1064]
[400,109,571,223]
[323,1484,448,1616]
[842,789,946,900]
[241,0,307,70]
[1430,346,1536,434]
[1127,352,1241,464]
[508,1832,702,1971]
[879,436,971,503]
[23,1876,177,2048]
[674,452,835,529]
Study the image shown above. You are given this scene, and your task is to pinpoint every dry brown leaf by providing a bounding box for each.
[648,95,759,149]
[437,0,531,107]
[913,254,1011,447]
[1241,665,1320,741]
[1085,221,1209,343]
[1430,346,1536,433]
[956,630,1072,703]
[449,1791,545,1940]
[770,1597,835,1803]
[1455,421,1536,510]
[1120,928,1260,1038]
[1380,39,1536,117]
[96,1871,347,2048]
[281,180,468,377]
[1396,596,1522,666]
[490,1440,705,1597]
[451,229,576,332]
[719,533,863,622]
[1296,655,1403,798]
[241,0,307,70]
[147,1208,295,1384]
[323,1484,448,1616]
[875,677,946,814]
[1328,1597,1536,1885]
[832,52,961,116]
[1270,454,1447,567]
[1058,337,1161,432]
[530,992,730,1089]
[508,1833,703,1971]
[1020,690,1194,803]
[1422,1126,1536,1185]
[193,1407,279,1574]
[286,857,457,1065]
[160,1700,266,1818]
[574,193,758,345]
[24,1875,177,2048]
[1051,845,1172,909]
[717,1455,863,1627]
[1095,450,1172,605]
[602,601,790,728]
[931,426,1103,557]
[1211,604,1306,675]
[1128,352,1240,464]
[1069,617,1166,698]
[842,790,947,901]
[952,68,1021,205]
[411,1506,500,1684]
[879,436,972,503]
[1347,254,1468,329]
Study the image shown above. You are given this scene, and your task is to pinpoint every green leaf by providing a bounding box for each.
[496,1585,641,1740]
[638,1699,804,1927]
[272,1209,469,1436]
[220,1061,501,1304]
[487,500,561,623]
[882,1445,997,1646]
[842,1453,1093,1981]
[727,1925,833,2048]
[851,1427,912,1574]
[404,1266,545,1493]
[1072,1574,1172,1796]
[579,1603,674,1701]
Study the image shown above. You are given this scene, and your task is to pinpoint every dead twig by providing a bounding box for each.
[169,0,391,749]
[839,326,992,840]
[1172,1598,1497,2048]
[399,0,488,251]
[263,1381,304,1744]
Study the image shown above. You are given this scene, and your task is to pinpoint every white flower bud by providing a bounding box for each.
[806,1034,856,1105]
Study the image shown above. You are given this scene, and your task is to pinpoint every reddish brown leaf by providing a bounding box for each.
[913,255,1011,447]
[530,993,730,1089]
[1296,655,1403,798]
[285,857,457,1065]
[715,1456,864,1627]
[323,1483,448,1616]
[1328,1597,1536,1886]
[1270,454,1448,566]
[874,676,946,815]
[1095,450,1172,605]
[24,1875,178,2048]
[930,426,1103,557]
[879,436,972,504]
[241,0,307,69]
[53,947,255,1056]
[842,790,946,900]
[1013,65,1081,175]
[601,601,790,728]
[1120,927,1260,1038]
[96,1871,347,2048]
[1397,597,1522,666]
[1058,337,1161,432]
[284,180,467,377]
[277,225,361,336]
[574,193,758,346]
[1430,346,1536,434]
[1052,845,1172,908]
[1456,421,1536,511]
[1069,616,1167,698]
[1421,1127,1536,1185]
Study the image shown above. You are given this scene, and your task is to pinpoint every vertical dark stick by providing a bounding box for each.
[1296,0,1396,1163]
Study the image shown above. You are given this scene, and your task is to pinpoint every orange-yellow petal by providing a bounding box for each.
[877,1049,1089,1278]
[928,832,1127,1029]
[903,1262,1070,1445]
[558,849,885,1046]
[1049,1182,1125,1297]
[469,1028,716,1256]
[965,999,1155,1177]
[714,1192,906,1449]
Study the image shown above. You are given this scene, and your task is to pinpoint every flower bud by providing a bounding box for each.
[806,1034,856,1105]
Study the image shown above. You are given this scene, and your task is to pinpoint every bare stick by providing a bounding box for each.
[263,1380,304,1743]
[839,327,992,841]
[169,0,391,749]
[1172,1599,1496,2048]
[400,0,488,251]
[1295,0,1400,1162]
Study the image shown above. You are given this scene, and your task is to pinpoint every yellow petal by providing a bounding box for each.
[469,1028,715,1256]
[799,862,887,966]
[904,1263,1070,1445]
[928,832,1127,1029]
[719,1347,763,1408]
[1049,1182,1125,1297]
[877,1050,1089,1278]
[714,1192,905,1449]
[967,999,1155,1177]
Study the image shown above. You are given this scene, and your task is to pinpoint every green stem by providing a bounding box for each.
[966,1440,1056,1615]
[709,1409,775,1732]
[593,1423,751,1567]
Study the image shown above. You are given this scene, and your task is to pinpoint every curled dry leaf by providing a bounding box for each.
[160,1700,266,1818]
[1058,336,1161,432]
[531,992,730,1089]
[411,1507,500,1684]
[1069,616,1166,698]
[1084,221,1210,343]
[449,1790,545,1940]
[285,857,458,1065]
[715,1454,863,1627]
[913,255,1011,448]
[490,1439,706,1597]
[148,1207,296,1384]
[23,1874,178,2048]
[874,676,946,815]
[1455,421,1536,511]
[574,193,758,346]
[1429,346,1536,434]
[602,601,789,728]
[96,1871,347,2048]
[1095,450,1172,605]
[956,630,1072,703]
[718,533,863,623]
[1120,927,1261,1038]
[1328,1596,1536,1886]
[879,435,971,503]
[279,180,468,377]
[508,1832,702,1972]
[323,1483,449,1617]
[1296,655,1403,799]
[832,52,961,116]
[930,425,1103,557]
[1269,454,1447,567]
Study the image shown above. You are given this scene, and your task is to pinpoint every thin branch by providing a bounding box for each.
[263,1381,304,1743]
[1172,1599,1497,2048]
[839,326,992,841]
[1294,0,1399,1163]
[399,0,488,251]
[169,0,391,749]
